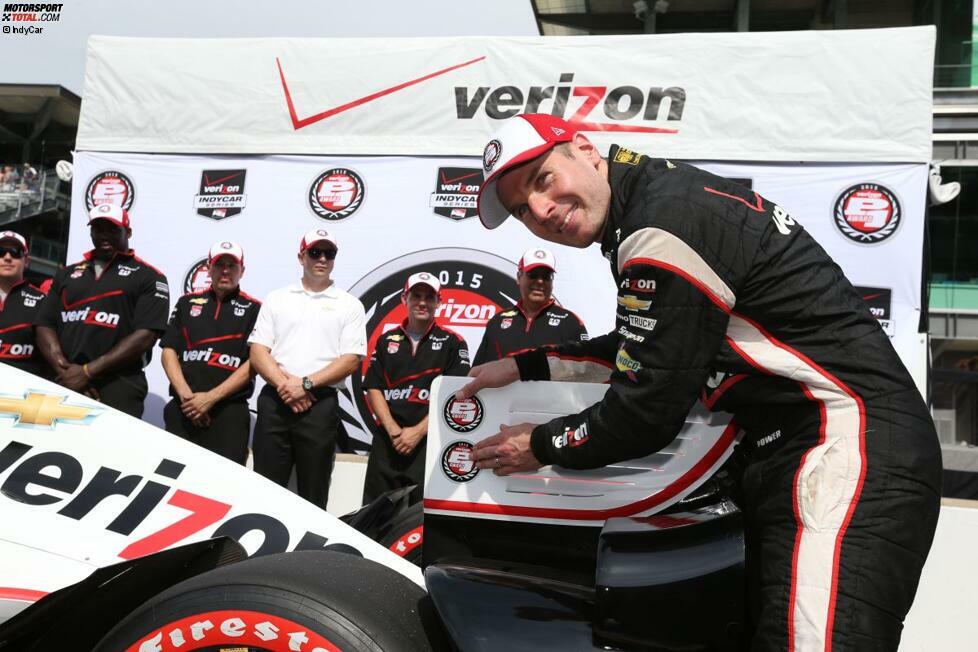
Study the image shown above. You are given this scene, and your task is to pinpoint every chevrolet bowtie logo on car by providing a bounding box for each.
[0,391,100,428]
[617,295,652,312]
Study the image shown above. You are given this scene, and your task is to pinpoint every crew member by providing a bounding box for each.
[362,271,471,504]
[0,231,48,377]
[473,247,587,366]
[35,205,169,417]
[459,113,941,651]
[160,241,261,464]
[249,228,366,509]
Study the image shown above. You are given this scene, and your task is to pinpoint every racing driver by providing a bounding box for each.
[458,113,942,651]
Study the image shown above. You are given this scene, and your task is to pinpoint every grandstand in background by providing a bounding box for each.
[0,84,76,282]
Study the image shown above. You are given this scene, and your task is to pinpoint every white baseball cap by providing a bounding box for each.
[208,241,245,265]
[477,113,577,230]
[404,271,441,294]
[87,204,130,228]
[0,230,28,254]
[518,247,556,274]
[299,228,338,253]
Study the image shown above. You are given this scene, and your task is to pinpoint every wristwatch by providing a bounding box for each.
[301,376,314,391]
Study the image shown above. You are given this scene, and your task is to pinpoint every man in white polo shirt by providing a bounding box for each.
[248,228,366,508]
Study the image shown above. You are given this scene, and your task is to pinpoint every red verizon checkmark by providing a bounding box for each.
[277,56,486,130]
[440,169,482,184]
[203,172,243,186]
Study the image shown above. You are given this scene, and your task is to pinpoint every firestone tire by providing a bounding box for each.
[380,502,424,567]
[94,550,449,652]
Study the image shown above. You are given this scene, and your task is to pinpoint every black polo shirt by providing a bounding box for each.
[35,250,170,373]
[363,321,471,427]
[159,287,262,401]
[0,280,48,376]
[473,300,588,365]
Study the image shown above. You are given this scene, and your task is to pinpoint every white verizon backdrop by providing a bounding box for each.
[71,28,934,447]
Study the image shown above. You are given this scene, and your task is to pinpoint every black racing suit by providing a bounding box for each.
[159,287,261,464]
[0,280,49,378]
[35,250,170,418]
[362,321,470,504]
[513,146,941,651]
[472,299,588,365]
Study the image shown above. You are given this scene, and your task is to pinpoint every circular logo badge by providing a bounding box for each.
[833,183,902,245]
[85,170,135,211]
[184,257,211,294]
[442,440,479,483]
[483,139,502,173]
[308,168,365,221]
[346,248,518,448]
[443,395,484,433]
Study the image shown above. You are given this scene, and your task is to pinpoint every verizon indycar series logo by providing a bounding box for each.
[347,248,518,445]
[308,168,365,221]
[855,286,895,337]
[275,55,683,134]
[85,170,135,212]
[442,440,479,483]
[443,395,484,433]
[833,183,902,245]
[431,167,481,221]
[195,169,247,220]
[184,258,211,294]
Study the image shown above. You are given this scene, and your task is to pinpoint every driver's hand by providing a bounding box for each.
[455,357,519,399]
[473,423,542,476]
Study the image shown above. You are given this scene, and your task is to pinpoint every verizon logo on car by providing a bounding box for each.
[0,439,364,561]
[456,72,685,133]
[60,308,120,328]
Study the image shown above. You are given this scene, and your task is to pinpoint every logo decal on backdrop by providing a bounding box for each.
[430,167,481,221]
[833,183,902,244]
[184,258,211,294]
[346,248,519,450]
[442,440,479,483]
[85,171,135,211]
[855,286,895,337]
[194,169,247,220]
[308,168,365,221]
[483,141,502,173]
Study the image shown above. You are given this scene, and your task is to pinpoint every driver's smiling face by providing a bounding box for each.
[495,136,611,249]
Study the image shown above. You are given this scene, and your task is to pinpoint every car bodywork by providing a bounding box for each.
[0,365,741,649]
